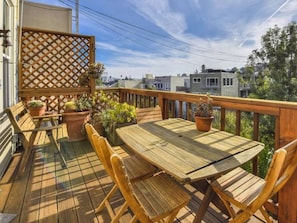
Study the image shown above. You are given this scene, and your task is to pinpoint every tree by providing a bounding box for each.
[241,22,297,177]
[246,22,297,101]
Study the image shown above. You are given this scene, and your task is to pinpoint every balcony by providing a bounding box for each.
[1,87,296,222]
[2,28,296,222]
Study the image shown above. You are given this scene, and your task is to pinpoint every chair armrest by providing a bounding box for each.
[32,113,62,119]
[32,113,62,126]
[20,125,63,133]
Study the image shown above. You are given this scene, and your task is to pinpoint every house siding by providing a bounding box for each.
[0,0,19,178]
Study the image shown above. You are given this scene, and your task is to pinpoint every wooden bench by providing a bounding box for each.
[5,102,68,174]
[136,106,162,124]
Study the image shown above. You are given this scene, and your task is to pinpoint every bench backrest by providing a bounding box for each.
[5,102,36,144]
[136,106,162,124]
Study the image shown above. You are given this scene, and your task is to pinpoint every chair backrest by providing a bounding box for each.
[5,101,36,143]
[136,106,162,124]
[110,154,152,222]
[85,123,98,149]
[92,134,117,182]
[254,139,297,209]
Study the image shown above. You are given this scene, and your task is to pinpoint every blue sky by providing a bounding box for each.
[29,0,297,78]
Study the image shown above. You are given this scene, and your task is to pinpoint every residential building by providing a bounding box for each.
[23,1,72,32]
[118,74,156,89]
[190,67,239,97]
[154,74,189,92]
[118,79,142,88]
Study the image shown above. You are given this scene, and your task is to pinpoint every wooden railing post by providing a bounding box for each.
[278,108,297,223]
[158,93,164,120]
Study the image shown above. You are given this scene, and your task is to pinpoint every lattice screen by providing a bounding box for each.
[19,28,96,112]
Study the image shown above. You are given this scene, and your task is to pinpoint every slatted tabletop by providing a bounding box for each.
[116,118,264,183]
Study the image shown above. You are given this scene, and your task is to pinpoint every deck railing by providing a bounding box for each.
[100,87,297,223]
[18,86,297,222]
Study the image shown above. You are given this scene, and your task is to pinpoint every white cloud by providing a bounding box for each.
[128,0,187,35]
[29,0,297,78]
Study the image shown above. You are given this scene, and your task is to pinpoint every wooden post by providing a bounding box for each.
[278,108,297,222]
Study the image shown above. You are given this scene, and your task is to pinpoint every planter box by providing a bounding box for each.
[93,122,106,137]
[106,122,134,146]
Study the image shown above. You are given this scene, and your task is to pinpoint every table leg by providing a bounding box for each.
[193,184,215,223]
[191,179,230,222]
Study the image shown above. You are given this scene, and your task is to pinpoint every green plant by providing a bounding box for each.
[79,62,105,86]
[195,94,213,117]
[88,91,110,125]
[27,99,45,108]
[101,101,136,132]
[65,94,93,112]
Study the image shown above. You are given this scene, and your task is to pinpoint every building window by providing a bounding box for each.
[193,77,201,83]
[206,78,219,87]
[223,78,233,86]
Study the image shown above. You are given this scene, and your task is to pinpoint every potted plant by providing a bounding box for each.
[194,94,214,131]
[79,62,105,86]
[62,94,93,141]
[27,99,46,116]
[87,91,109,136]
[101,99,136,145]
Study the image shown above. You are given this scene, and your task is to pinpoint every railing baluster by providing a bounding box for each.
[235,110,241,136]
[253,113,260,175]
[220,108,226,131]
[179,101,183,118]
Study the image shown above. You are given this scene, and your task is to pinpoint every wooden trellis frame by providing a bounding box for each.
[18,27,96,113]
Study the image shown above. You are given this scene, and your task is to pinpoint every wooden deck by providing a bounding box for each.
[0,139,268,223]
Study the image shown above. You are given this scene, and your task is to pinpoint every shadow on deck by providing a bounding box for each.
[0,140,266,223]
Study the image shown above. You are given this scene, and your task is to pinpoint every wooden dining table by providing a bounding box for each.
[116,118,265,222]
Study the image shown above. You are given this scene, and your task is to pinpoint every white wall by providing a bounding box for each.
[0,0,19,178]
[23,1,72,33]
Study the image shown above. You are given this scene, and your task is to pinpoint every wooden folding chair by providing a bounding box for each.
[111,153,191,223]
[136,106,162,124]
[5,102,68,174]
[85,122,129,158]
[211,138,297,223]
[91,133,157,222]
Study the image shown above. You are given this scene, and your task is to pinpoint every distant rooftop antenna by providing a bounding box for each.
[75,0,79,33]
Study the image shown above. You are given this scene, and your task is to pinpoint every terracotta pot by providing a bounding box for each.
[194,116,214,132]
[62,111,90,142]
[28,105,46,116]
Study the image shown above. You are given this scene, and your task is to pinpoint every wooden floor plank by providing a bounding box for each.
[0,153,22,212]
[3,150,34,223]
[18,148,43,223]
[56,143,79,223]
[0,139,270,223]
[39,146,58,223]
[66,141,99,223]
